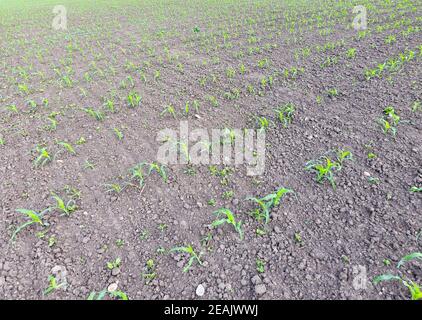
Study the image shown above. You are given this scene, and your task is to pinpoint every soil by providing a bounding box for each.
[0,0,421,300]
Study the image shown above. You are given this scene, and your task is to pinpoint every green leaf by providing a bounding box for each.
[397,252,422,269]
[16,209,42,224]
[373,274,402,285]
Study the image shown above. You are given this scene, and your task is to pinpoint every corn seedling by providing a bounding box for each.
[51,193,77,216]
[57,141,76,155]
[104,99,116,113]
[207,95,219,107]
[411,101,421,112]
[142,259,156,284]
[160,104,176,118]
[33,146,52,167]
[113,128,124,140]
[88,289,128,300]
[106,258,121,270]
[305,150,352,189]
[256,258,266,273]
[379,106,400,136]
[84,160,95,170]
[410,186,422,193]
[374,252,422,300]
[83,107,104,121]
[105,183,124,194]
[127,91,141,108]
[246,187,294,224]
[211,208,243,240]
[327,88,338,97]
[346,48,356,59]
[11,208,51,242]
[275,103,295,127]
[256,116,269,133]
[44,275,66,295]
[170,244,203,272]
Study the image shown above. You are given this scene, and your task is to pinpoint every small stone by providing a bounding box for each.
[255,284,267,295]
[251,275,262,285]
[108,283,118,292]
[196,284,205,297]
[111,267,120,276]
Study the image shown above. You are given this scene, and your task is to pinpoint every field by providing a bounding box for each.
[0,0,421,300]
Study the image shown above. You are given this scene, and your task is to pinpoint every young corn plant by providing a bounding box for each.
[11,208,51,242]
[142,259,156,284]
[33,146,52,167]
[211,208,243,240]
[170,245,203,273]
[57,141,76,155]
[305,150,352,189]
[275,103,295,127]
[83,107,104,121]
[51,193,77,216]
[127,91,141,108]
[113,128,124,140]
[410,186,422,193]
[88,289,128,300]
[160,104,176,119]
[129,162,168,188]
[378,106,400,136]
[256,116,270,133]
[44,275,66,295]
[411,101,421,112]
[246,187,294,224]
[106,258,121,270]
[374,252,422,300]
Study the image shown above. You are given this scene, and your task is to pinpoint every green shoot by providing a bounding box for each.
[275,103,295,127]
[160,104,176,118]
[11,208,50,242]
[246,187,294,224]
[44,275,66,295]
[374,252,422,300]
[127,91,141,108]
[113,128,124,140]
[305,150,352,189]
[57,141,76,155]
[107,258,121,270]
[51,193,77,216]
[211,208,243,240]
[170,245,203,273]
[256,259,266,273]
[34,146,51,167]
[410,186,422,193]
